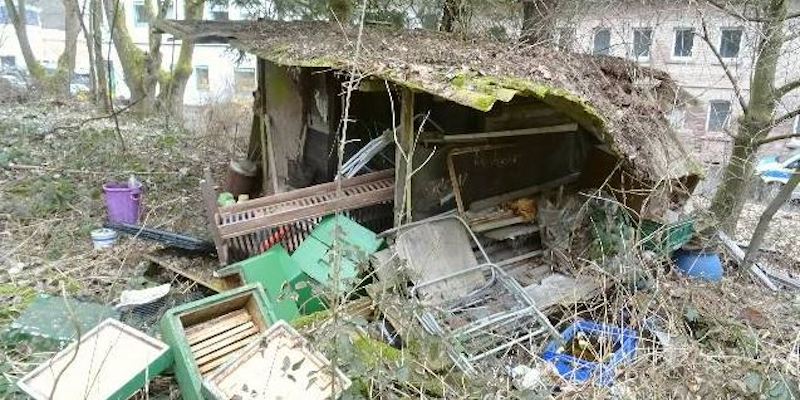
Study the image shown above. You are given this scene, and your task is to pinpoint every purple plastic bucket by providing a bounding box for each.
[103,181,142,224]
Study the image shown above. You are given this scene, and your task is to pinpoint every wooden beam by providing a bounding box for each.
[424,123,578,143]
[469,172,581,212]
[395,88,414,226]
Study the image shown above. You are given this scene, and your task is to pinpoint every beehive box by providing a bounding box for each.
[160,284,276,400]
[17,318,171,400]
[202,321,351,400]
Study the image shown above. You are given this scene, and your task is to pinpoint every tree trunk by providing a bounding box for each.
[91,0,110,110]
[742,169,800,270]
[521,0,556,45]
[710,0,787,233]
[440,0,457,32]
[3,0,46,82]
[56,0,81,95]
[102,0,156,112]
[156,0,203,119]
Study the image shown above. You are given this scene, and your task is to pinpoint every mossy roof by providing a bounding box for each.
[156,19,701,180]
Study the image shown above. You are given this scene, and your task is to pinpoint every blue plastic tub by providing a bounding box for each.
[672,249,723,282]
[542,320,638,386]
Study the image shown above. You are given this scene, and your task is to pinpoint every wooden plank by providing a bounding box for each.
[471,216,526,233]
[523,273,600,311]
[496,250,543,267]
[483,223,540,241]
[198,348,247,375]
[184,309,248,339]
[145,253,226,292]
[195,336,255,366]
[192,326,259,359]
[186,311,252,345]
[469,172,581,212]
[395,88,414,226]
[190,321,256,352]
[717,231,778,291]
[437,123,578,142]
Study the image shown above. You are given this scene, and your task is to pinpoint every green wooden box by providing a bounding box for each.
[160,284,276,400]
[216,245,325,319]
[291,215,384,294]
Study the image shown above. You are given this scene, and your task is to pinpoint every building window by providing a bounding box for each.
[633,28,653,60]
[720,28,742,58]
[195,66,209,90]
[673,28,694,58]
[556,27,575,51]
[133,1,148,26]
[234,68,255,93]
[209,3,229,20]
[707,100,732,132]
[1,55,15,68]
[593,28,611,56]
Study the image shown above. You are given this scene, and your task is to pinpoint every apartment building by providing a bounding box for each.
[560,1,800,164]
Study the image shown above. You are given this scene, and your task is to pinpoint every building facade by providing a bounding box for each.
[560,1,800,164]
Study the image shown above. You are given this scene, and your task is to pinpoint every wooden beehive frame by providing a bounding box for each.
[178,292,270,377]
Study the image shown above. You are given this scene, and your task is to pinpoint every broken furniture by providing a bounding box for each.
[202,320,351,399]
[160,284,276,400]
[398,216,560,376]
[215,245,325,319]
[202,169,394,265]
[17,318,172,400]
[292,214,384,294]
[541,319,638,386]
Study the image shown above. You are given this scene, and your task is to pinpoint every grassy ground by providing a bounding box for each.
[0,99,798,399]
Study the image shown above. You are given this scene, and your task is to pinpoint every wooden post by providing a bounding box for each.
[394,88,414,226]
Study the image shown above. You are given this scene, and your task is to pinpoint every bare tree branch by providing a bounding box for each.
[774,107,800,127]
[697,16,749,112]
[758,133,800,146]
[706,0,800,22]
[775,79,800,98]
[743,169,800,270]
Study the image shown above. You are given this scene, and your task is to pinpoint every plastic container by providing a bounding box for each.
[673,249,723,282]
[103,181,142,224]
[91,228,118,249]
[641,219,694,255]
[542,320,638,386]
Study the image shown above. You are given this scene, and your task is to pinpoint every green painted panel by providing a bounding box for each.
[291,216,383,294]
[5,296,119,347]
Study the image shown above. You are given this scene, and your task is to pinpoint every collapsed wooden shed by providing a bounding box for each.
[156,19,702,265]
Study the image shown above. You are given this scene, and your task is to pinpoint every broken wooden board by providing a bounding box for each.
[523,273,601,312]
[18,318,171,400]
[394,218,485,302]
[145,253,227,293]
[203,320,351,400]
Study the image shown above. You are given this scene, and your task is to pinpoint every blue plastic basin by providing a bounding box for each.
[673,249,723,282]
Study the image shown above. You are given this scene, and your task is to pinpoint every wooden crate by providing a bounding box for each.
[161,284,276,400]
[18,318,171,400]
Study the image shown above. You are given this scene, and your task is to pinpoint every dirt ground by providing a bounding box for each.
[0,99,798,399]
